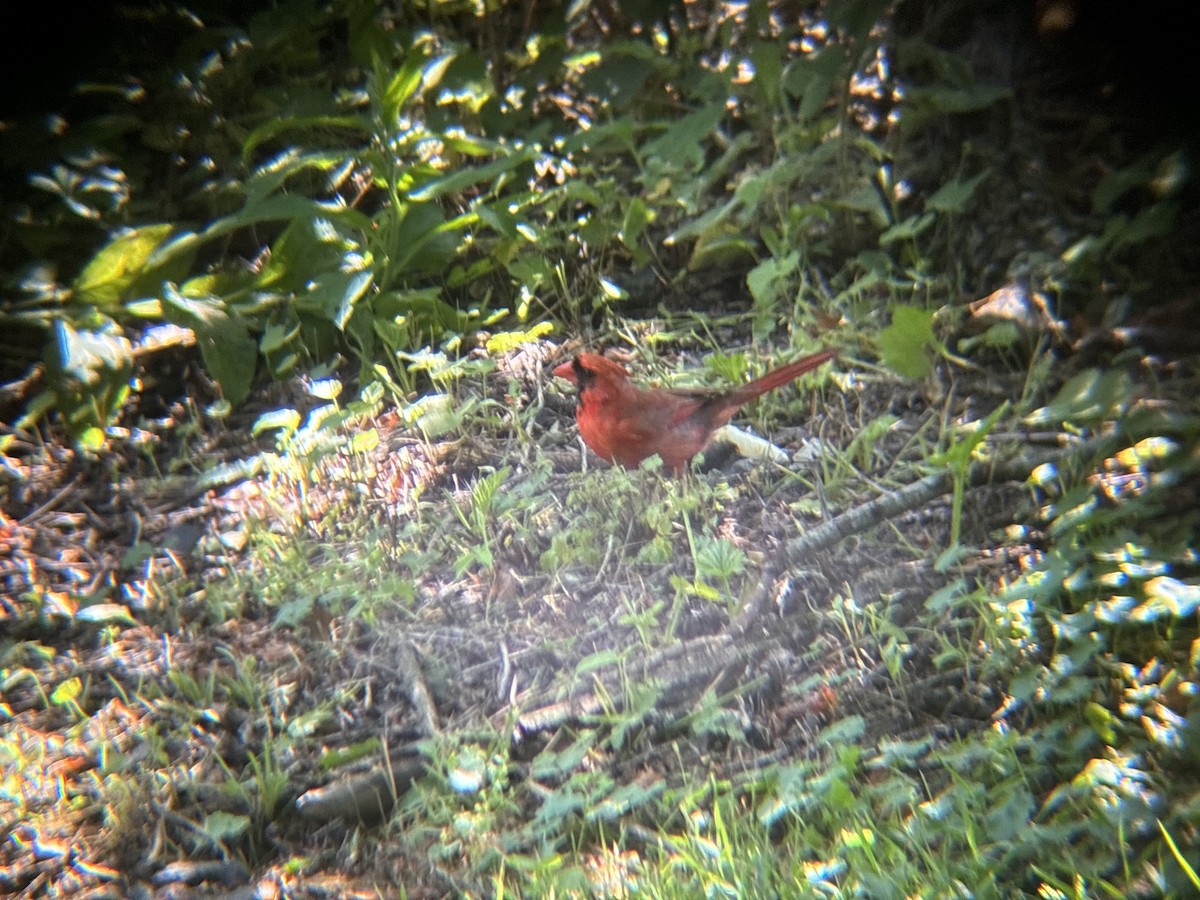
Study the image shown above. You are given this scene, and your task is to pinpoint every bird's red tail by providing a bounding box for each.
[727,349,837,406]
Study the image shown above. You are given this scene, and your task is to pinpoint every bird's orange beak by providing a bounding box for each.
[552,360,577,383]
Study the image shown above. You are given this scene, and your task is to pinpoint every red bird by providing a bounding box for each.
[553,349,837,472]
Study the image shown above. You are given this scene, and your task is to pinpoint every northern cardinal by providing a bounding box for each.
[552,349,837,472]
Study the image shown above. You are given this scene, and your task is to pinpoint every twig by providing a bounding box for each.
[395,638,440,737]
[780,433,1123,565]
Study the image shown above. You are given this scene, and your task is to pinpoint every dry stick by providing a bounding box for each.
[396,637,441,738]
[294,747,426,824]
[294,637,440,824]
[510,631,761,737]
[734,433,1121,632]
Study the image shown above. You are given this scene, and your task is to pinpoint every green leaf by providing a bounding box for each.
[274,594,316,628]
[927,170,990,214]
[695,536,746,580]
[162,286,257,406]
[642,103,725,169]
[260,321,300,354]
[827,0,892,45]
[380,50,440,126]
[407,146,536,202]
[750,39,784,109]
[253,408,301,437]
[1026,368,1132,426]
[1092,151,1159,214]
[384,203,463,276]
[485,322,554,354]
[577,43,655,110]
[1132,576,1200,622]
[77,427,106,451]
[351,428,379,453]
[984,782,1035,841]
[302,269,374,330]
[241,115,369,166]
[73,224,174,307]
[904,83,1011,121]
[784,46,846,122]
[347,0,393,67]
[819,714,866,745]
[204,811,251,842]
[1111,201,1177,252]
[402,393,459,439]
[51,677,82,706]
[878,305,935,378]
[879,212,935,245]
[203,194,330,241]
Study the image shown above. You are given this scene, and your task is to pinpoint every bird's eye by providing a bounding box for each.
[572,358,593,386]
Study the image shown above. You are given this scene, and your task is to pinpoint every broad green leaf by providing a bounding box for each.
[243,148,352,203]
[575,649,623,675]
[241,115,369,166]
[880,212,935,245]
[1092,151,1159,214]
[162,286,257,406]
[750,39,784,108]
[695,536,746,580]
[204,811,251,842]
[73,224,174,307]
[983,783,1035,841]
[253,408,301,437]
[403,392,459,439]
[1133,576,1200,622]
[819,715,866,745]
[203,195,329,242]
[642,103,725,169]
[688,235,757,272]
[347,0,393,67]
[256,218,346,290]
[434,50,493,115]
[260,321,300,353]
[77,427,106,451]
[1026,368,1132,426]
[879,305,935,378]
[784,46,846,123]
[274,594,316,629]
[927,170,990,214]
[307,378,342,400]
[299,269,374,330]
[476,202,521,239]
[381,50,437,126]
[407,146,537,202]
[904,83,1011,128]
[827,0,892,45]
[1111,201,1176,252]
[577,43,655,110]
[382,203,462,275]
